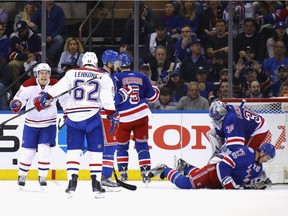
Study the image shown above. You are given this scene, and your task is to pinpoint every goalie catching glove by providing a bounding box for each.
[34,92,53,111]
[106,110,120,135]
[10,99,22,114]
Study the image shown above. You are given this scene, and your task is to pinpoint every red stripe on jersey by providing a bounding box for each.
[223,156,235,168]
[9,52,18,60]
[38,161,50,165]
[117,157,129,163]
[167,170,177,180]
[67,161,80,165]
[120,104,148,117]
[139,159,151,166]
[102,160,114,167]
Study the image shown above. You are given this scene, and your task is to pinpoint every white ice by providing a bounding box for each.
[1,180,288,216]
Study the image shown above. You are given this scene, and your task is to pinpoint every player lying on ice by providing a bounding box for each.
[145,142,275,190]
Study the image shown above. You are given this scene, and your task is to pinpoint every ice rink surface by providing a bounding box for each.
[1,180,288,216]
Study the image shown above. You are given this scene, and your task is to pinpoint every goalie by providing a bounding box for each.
[207,100,272,189]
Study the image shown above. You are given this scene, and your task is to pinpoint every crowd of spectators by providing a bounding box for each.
[1,1,288,111]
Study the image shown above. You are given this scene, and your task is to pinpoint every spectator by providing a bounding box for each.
[233,65,270,98]
[179,0,201,34]
[147,45,174,85]
[278,82,288,97]
[174,24,196,63]
[166,68,188,103]
[31,1,65,65]
[143,20,175,63]
[0,57,9,110]
[57,37,84,78]
[139,63,156,85]
[232,1,254,35]
[266,21,288,58]
[160,1,183,41]
[248,80,265,98]
[263,40,288,84]
[195,66,216,100]
[180,37,211,83]
[120,2,155,45]
[149,86,177,110]
[176,81,209,110]
[233,18,267,62]
[13,1,36,32]
[206,18,228,60]
[197,1,224,49]
[269,64,288,97]
[8,20,41,96]
[0,22,10,61]
[208,50,228,83]
[119,43,144,68]
[209,78,229,104]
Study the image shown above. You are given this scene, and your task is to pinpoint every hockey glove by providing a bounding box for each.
[107,111,120,135]
[9,99,22,114]
[34,92,53,111]
[118,84,133,103]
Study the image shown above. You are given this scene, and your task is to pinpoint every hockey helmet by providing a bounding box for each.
[82,52,98,67]
[209,100,228,129]
[36,63,51,75]
[118,52,133,68]
[259,143,276,159]
[101,49,119,65]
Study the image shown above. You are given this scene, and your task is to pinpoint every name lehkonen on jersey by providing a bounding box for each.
[74,71,102,79]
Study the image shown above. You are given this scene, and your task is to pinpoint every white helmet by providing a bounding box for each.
[82,52,98,67]
[36,63,51,75]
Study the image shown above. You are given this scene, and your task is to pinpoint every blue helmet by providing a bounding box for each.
[119,52,133,67]
[101,49,119,65]
[209,100,228,129]
[259,143,276,159]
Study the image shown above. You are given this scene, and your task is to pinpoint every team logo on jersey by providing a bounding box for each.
[226,124,234,133]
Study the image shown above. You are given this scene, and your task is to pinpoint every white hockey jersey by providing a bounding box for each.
[13,78,68,128]
[47,66,116,122]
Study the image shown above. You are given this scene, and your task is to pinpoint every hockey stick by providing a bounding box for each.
[0,60,40,98]
[113,168,137,191]
[0,76,98,136]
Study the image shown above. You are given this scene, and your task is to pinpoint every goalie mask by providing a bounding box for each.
[209,100,228,129]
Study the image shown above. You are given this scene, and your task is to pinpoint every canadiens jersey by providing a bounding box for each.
[217,146,263,187]
[47,67,116,122]
[215,105,267,148]
[113,70,159,122]
[13,78,68,128]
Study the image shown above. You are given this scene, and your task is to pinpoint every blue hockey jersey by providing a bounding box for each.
[113,70,159,122]
[217,146,263,188]
[215,105,266,149]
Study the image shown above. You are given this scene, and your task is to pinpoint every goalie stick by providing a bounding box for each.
[0,76,99,136]
[113,168,137,191]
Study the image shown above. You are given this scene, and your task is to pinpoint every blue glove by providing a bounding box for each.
[9,99,22,114]
[107,111,120,134]
[34,92,53,111]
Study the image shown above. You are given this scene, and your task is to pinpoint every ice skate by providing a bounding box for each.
[141,170,151,187]
[38,176,47,190]
[91,175,105,198]
[146,163,167,179]
[176,158,192,173]
[65,174,78,198]
[18,175,26,190]
[101,175,121,192]
[120,171,128,182]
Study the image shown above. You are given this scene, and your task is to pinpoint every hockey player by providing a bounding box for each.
[99,49,122,191]
[146,143,275,190]
[33,52,129,198]
[9,63,68,190]
[113,52,160,185]
[207,100,271,188]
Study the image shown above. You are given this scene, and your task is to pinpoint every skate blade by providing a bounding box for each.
[65,190,75,199]
[102,186,121,192]
[93,191,105,199]
[18,185,24,191]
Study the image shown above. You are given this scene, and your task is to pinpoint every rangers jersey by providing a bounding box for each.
[113,70,159,122]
